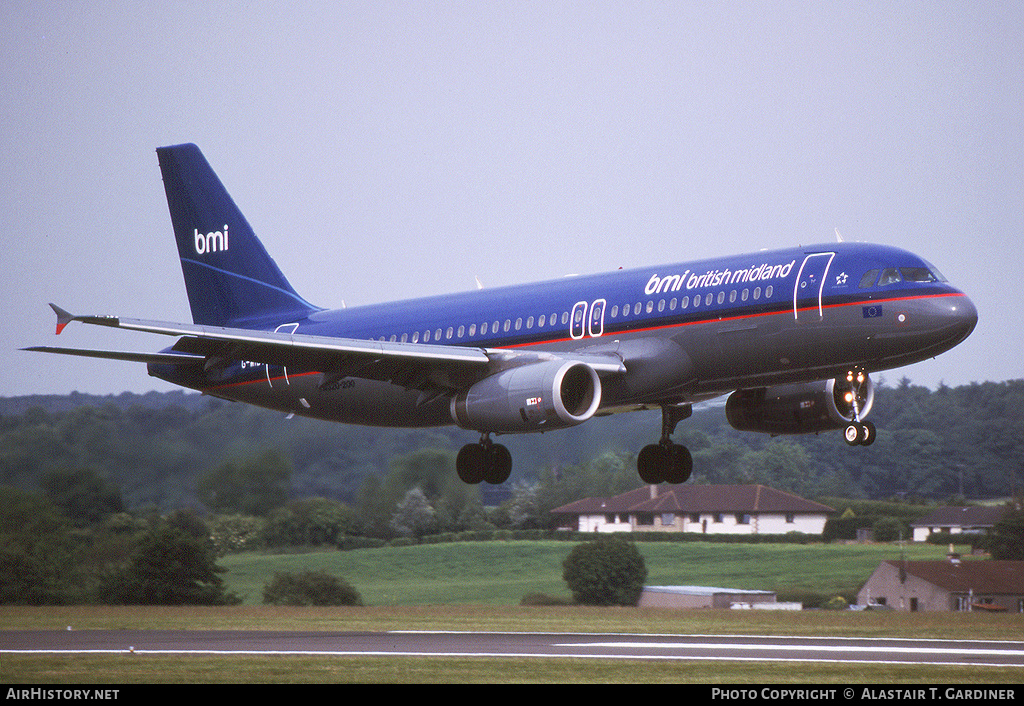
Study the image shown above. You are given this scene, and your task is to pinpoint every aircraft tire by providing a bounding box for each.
[484,443,512,484]
[457,444,486,484]
[665,444,693,484]
[637,444,668,484]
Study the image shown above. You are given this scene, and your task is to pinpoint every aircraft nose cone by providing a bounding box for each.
[928,291,977,352]
[950,294,978,344]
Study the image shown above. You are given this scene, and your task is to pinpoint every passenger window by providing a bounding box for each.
[753,286,761,300]
[859,269,880,288]
[681,296,689,309]
[610,306,618,318]
[705,293,713,306]
[526,316,534,329]
[765,285,773,298]
[469,324,476,336]
[717,291,725,305]
[878,268,901,286]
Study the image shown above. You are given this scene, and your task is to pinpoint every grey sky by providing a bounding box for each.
[2,2,1020,397]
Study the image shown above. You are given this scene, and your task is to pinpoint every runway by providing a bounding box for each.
[4,629,1024,667]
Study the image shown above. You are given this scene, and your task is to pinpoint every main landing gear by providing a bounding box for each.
[456,434,512,485]
[637,403,693,484]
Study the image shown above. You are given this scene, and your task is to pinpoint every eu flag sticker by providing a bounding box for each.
[863,305,883,319]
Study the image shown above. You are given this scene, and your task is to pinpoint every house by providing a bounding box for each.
[910,506,1007,542]
[550,483,834,535]
[857,558,1024,612]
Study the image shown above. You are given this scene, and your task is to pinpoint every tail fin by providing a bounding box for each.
[156,143,320,327]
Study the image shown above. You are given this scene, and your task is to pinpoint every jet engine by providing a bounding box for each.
[725,373,874,436]
[451,360,601,434]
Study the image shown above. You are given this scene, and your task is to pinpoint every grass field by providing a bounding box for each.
[218,538,973,606]
[4,540,1023,684]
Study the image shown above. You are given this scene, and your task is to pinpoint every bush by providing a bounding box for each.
[262,569,363,606]
[562,536,647,606]
[822,595,850,610]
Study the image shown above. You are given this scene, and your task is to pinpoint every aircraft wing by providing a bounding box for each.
[31,304,625,392]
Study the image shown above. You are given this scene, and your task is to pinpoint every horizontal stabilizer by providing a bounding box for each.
[21,346,206,365]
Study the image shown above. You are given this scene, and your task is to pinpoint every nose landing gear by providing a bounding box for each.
[840,369,876,446]
[637,403,693,484]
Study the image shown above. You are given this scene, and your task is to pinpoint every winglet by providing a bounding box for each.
[49,303,75,335]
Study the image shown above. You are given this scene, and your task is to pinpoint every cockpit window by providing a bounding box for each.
[900,267,938,283]
[878,268,902,286]
[858,269,880,288]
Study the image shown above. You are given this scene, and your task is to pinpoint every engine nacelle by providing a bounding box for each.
[726,374,874,436]
[451,360,602,433]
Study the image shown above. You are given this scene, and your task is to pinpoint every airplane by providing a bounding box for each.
[25,143,978,486]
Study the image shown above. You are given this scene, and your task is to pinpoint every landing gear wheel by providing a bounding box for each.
[637,443,692,484]
[483,443,512,484]
[665,444,693,484]
[638,444,668,484]
[456,444,486,484]
[844,421,876,446]
[457,437,513,485]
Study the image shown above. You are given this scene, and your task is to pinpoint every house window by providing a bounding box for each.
[636,513,654,526]
[736,513,751,525]
[661,513,675,526]
[712,513,723,523]
[785,513,795,523]
[689,514,700,523]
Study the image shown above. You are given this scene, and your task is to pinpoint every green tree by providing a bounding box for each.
[261,497,358,547]
[390,487,436,538]
[0,487,82,604]
[98,524,239,605]
[988,502,1024,560]
[197,449,291,516]
[562,536,647,606]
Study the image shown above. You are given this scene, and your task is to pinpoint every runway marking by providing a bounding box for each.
[562,641,1024,657]
[4,648,1022,669]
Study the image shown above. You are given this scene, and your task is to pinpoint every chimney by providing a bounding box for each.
[649,484,658,500]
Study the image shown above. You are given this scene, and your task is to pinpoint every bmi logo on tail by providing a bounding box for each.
[194,225,229,255]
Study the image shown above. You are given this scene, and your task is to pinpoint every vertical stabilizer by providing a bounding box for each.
[156,143,320,327]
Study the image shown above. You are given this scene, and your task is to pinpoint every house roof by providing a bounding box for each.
[909,505,1007,528]
[550,484,835,516]
[883,560,1024,594]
